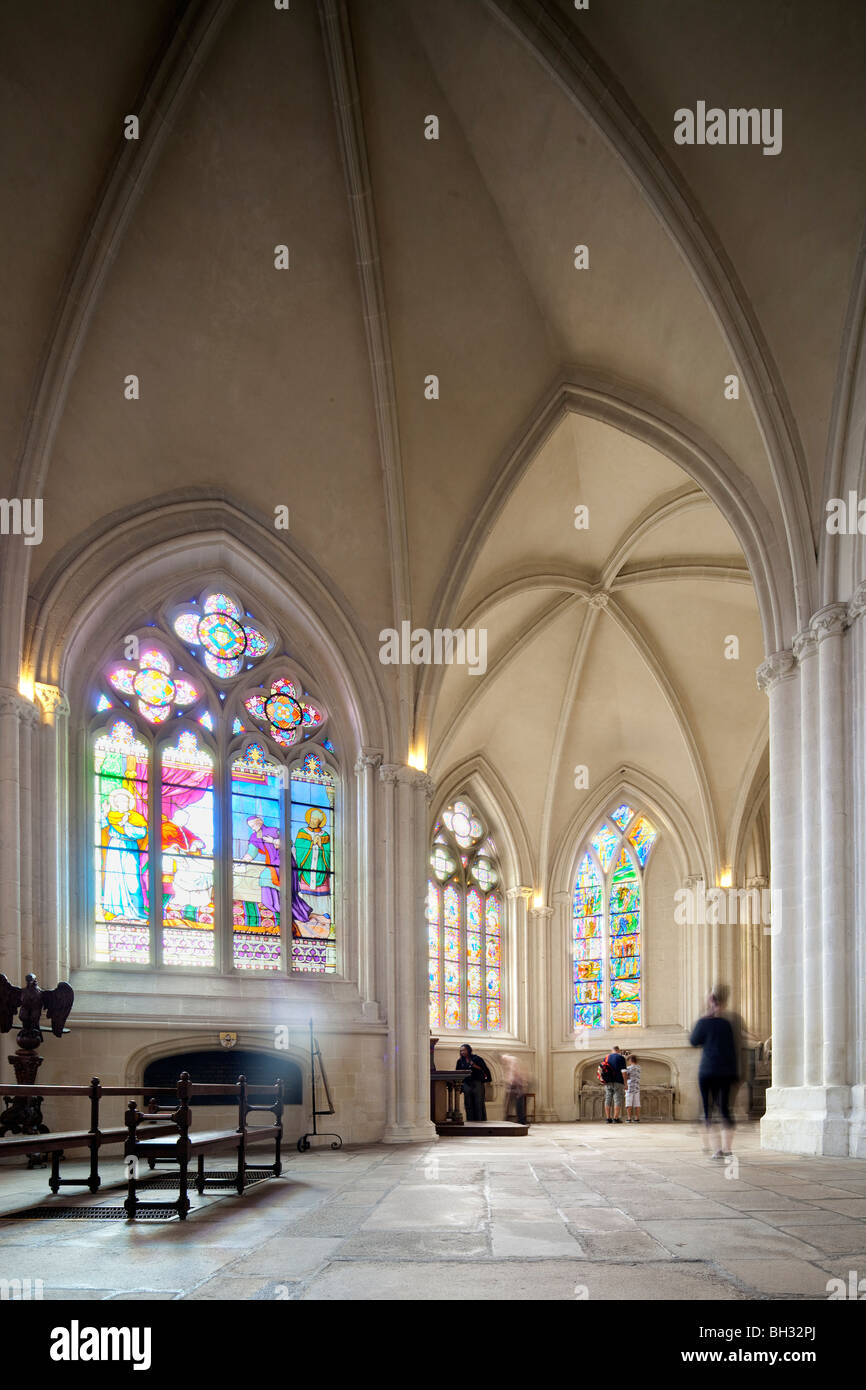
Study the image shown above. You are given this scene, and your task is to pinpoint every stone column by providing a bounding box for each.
[505,885,532,1043]
[379,763,437,1143]
[758,651,804,1152]
[812,605,850,1108]
[34,685,70,982]
[16,698,39,977]
[353,749,382,1020]
[529,903,557,1121]
[793,629,823,1088]
[0,689,29,989]
[741,875,770,1042]
[848,584,866,1157]
[681,874,705,1028]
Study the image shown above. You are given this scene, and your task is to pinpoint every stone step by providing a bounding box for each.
[436,1120,529,1137]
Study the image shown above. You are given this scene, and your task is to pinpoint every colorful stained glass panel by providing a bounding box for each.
[231,744,282,971]
[627,813,657,866]
[94,722,150,963]
[610,803,635,831]
[291,757,335,974]
[590,823,618,873]
[161,731,215,968]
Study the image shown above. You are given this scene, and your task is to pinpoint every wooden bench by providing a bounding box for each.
[0,1080,177,1193]
[124,1071,284,1220]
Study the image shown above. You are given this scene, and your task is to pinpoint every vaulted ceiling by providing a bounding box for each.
[3,0,864,886]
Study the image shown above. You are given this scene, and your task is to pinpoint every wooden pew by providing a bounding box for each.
[0,1080,177,1193]
[124,1072,284,1220]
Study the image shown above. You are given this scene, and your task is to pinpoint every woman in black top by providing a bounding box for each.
[456,1044,492,1121]
[690,989,739,1158]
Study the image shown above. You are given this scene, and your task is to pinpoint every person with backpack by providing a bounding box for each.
[456,1043,493,1121]
[597,1044,628,1123]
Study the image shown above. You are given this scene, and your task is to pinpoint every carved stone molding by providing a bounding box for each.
[792,627,817,663]
[354,749,383,776]
[379,762,436,801]
[755,650,796,693]
[0,690,40,725]
[810,602,849,644]
[528,905,554,920]
[34,683,70,725]
[847,581,866,625]
[586,588,610,611]
[506,885,533,903]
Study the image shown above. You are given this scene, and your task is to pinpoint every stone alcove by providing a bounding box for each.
[574,1053,676,1120]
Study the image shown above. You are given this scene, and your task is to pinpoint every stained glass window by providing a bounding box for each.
[573,806,656,1030]
[94,721,150,963]
[91,591,337,976]
[290,752,335,974]
[232,744,283,971]
[161,730,215,967]
[427,796,503,1032]
[244,676,326,749]
[172,590,273,680]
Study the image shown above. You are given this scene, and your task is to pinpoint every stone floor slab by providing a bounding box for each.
[361,1183,486,1231]
[299,1258,746,1300]
[718,1258,837,1298]
[640,1218,822,1261]
[490,1220,583,1257]
[228,1235,344,1277]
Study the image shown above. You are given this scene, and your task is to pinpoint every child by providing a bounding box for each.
[625,1053,641,1122]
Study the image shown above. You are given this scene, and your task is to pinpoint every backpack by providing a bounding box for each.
[597,1055,617,1084]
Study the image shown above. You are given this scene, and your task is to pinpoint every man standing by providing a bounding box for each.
[456,1044,492,1121]
[600,1043,628,1124]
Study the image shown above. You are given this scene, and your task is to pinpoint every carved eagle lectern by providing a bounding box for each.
[0,973,74,1046]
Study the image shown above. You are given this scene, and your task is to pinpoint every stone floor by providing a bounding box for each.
[1,1122,865,1300]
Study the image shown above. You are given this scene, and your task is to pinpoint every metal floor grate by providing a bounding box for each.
[0,1168,274,1220]
[2,1205,173,1220]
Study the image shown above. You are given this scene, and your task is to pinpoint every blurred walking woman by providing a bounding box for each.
[456,1044,492,1121]
[690,989,739,1158]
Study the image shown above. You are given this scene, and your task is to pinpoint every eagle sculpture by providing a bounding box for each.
[0,973,74,1041]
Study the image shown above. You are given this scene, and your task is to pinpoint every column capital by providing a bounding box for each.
[34,683,70,725]
[353,748,383,776]
[0,689,40,726]
[792,627,818,662]
[379,762,436,801]
[529,904,554,920]
[848,580,866,624]
[810,602,849,643]
[756,649,796,693]
[746,875,768,889]
[506,885,533,902]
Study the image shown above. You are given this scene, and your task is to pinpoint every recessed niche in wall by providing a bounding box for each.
[143,1050,302,1106]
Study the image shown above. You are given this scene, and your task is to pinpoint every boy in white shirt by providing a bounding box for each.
[625,1054,641,1123]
